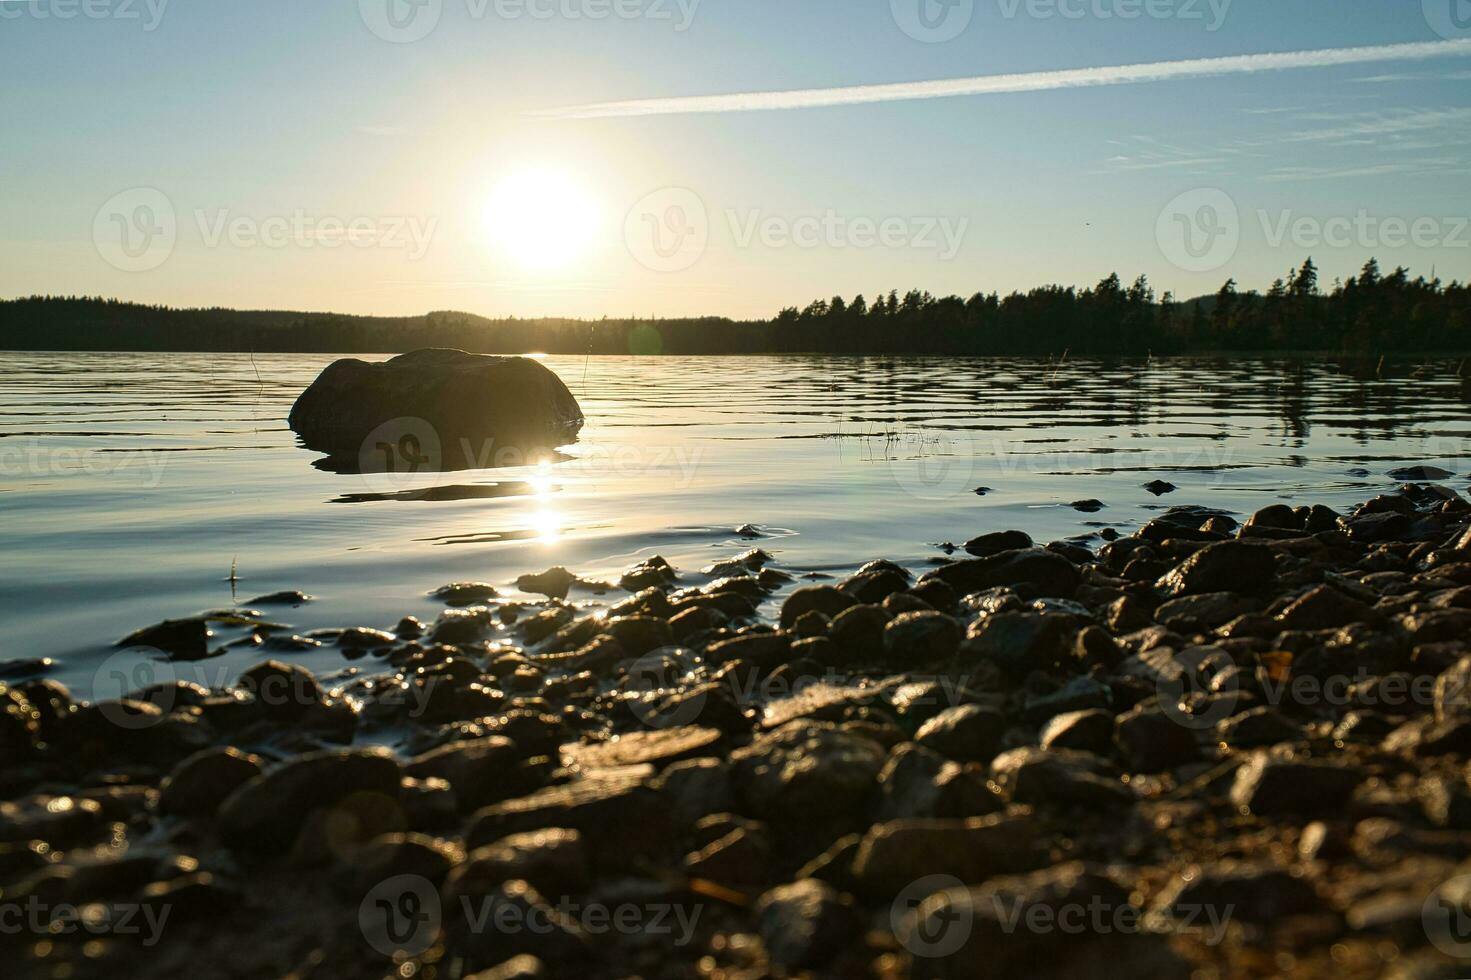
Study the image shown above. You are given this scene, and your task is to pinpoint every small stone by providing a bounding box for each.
[345,833,463,892]
[516,567,577,600]
[116,618,210,660]
[876,744,1002,821]
[1156,541,1276,597]
[1020,675,1110,724]
[651,758,734,826]
[684,827,770,887]
[962,612,1073,674]
[922,548,1080,599]
[466,957,546,980]
[964,530,1033,558]
[914,705,1005,762]
[433,582,501,606]
[990,747,1133,808]
[465,771,671,862]
[620,556,677,592]
[1216,706,1303,748]
[883,611,962,660]
[755,879,861,969]
[1070,499,1105,513]
[1389,465,1455,481]
[1039,709,1114,754]
[338,626,397,649]
[1143,480,1177,496]
[218,748,404,854]
[1150,861,1321,924]
[248,590,312,606]
[236,659,325,720]
[828,604,889,661]
[730,722,886,830]
[601,616,673,657]
[446,828,590,898]
[851,812,1038,894]
[1229,754,1362,815]
[562,726,721,771]
[1115,705,1198,772]
[455,880,589,965]
[406,737,521,810]
[1276,585,1377,630]
[780,586,858,628]
[158,747,263,819]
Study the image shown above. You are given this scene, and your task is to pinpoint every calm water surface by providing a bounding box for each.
[3,352,1469,697]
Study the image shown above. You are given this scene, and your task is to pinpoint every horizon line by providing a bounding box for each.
[531,38,1471,119]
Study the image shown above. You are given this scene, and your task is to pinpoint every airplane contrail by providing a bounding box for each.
[531,38,1471,119]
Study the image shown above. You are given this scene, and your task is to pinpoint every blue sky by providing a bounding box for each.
[1,0,1469,318]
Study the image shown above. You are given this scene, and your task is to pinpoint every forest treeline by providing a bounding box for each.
[2,259,1468,355]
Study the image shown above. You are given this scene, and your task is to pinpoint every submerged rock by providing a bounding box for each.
[288,349,583,464]
[116,618,211,660]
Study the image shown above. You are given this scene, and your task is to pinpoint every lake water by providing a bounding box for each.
[3,351,1469,699]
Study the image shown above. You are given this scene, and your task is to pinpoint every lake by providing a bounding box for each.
[3,351,1468,699]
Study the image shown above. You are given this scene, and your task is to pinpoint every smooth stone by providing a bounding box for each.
[158,747,264,819]
[755,879,861,969]
[288,349,583,460]
[1155,541,1276,597]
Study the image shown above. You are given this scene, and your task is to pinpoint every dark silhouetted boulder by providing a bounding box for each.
[288,349,583,465]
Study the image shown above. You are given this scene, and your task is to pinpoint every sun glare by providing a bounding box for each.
[484,169,600,271]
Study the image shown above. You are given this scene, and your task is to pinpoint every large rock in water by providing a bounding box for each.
[288,349,583,464]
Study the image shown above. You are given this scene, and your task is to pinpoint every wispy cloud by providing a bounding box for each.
[1279,107,1471,143]
[532,39,1471,119]
[1354,69,1471,83]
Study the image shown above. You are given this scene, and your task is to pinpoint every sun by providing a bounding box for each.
[484,169,600,271]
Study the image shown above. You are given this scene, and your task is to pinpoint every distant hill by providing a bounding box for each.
[0,297,769,355]
[5,259,1468,355]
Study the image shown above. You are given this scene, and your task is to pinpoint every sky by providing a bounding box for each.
[1,0,1469,320]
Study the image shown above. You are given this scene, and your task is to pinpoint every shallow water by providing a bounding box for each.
[3,351,1469,699]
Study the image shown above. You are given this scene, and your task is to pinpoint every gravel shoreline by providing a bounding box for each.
[6,484,1471,978]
